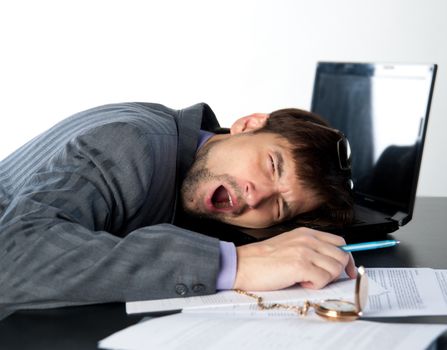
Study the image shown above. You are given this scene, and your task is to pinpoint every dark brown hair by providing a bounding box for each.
[255,108,354,228]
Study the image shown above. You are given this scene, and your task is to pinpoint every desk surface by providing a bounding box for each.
[1,197,446,350]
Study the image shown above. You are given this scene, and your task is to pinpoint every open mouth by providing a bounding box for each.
[211,185,234,210]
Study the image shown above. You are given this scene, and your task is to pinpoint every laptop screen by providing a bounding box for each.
[311,62,436,216]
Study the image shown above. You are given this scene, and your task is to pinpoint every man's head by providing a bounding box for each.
[181,108,354,229]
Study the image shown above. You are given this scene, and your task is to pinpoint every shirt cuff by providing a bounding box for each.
[216,241,237,290]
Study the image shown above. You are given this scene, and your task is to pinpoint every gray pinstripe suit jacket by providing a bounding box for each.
[0,102,221,318]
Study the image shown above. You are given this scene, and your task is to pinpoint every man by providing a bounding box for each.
[0,102,356,318]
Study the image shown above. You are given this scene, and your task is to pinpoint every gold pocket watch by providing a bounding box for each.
[236,266,368,322]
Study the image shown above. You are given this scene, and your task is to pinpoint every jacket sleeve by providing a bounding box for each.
[0,122,220,316]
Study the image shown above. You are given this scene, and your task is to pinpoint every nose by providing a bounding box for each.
[244,181,275,209]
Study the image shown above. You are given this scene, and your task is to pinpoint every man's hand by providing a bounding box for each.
[233,227,356,291]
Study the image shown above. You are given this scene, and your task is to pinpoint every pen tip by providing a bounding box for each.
[396,240,401,244]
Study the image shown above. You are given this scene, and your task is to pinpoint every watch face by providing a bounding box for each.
[320,300,356,312]
[315,300,359,321]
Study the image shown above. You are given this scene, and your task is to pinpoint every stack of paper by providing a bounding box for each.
[126,268,447,318]
[126,273,384,314]
[99,314,447,350]
[99,268,447,350]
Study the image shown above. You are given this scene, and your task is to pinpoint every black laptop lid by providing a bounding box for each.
[311,62,437,222]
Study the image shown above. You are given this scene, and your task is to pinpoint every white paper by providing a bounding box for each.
[364,268,447,316]
[188,268,447,318]
[126,277,385,314]
[99,313,447,350]
[435,270,447,303]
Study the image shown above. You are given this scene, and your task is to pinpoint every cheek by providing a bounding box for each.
[216,148,258,171]
[212,158,251,177]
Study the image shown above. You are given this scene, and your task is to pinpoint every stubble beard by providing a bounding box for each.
[180,141,243,222]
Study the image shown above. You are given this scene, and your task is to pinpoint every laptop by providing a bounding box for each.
[310,62,437,239]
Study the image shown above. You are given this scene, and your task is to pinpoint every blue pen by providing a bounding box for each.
[340,239,400,252]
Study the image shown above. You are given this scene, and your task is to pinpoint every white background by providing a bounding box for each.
[1,0,445,196]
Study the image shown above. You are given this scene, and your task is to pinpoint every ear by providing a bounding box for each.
[230,113,269,135]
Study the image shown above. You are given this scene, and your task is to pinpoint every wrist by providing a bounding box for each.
[234,244,260,290]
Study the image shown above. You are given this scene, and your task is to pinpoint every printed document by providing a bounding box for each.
[126,268,447,318]
[126,275,384,314]
[99,313,447,350]
[364,268,447,316]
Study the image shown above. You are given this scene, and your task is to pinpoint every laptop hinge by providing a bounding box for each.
[391,211,408,226]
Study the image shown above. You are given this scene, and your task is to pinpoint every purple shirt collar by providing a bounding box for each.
[197,130,214,150]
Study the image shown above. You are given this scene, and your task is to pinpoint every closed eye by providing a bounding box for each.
[269,155,276,175]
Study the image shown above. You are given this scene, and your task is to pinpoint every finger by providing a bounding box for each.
[297,249,345,286]
[310,253,346,283]
[297,263,333,289]
[292,233,350,269]
[300,281,317,289]
[284,232,350,280]
[313,240,351,268]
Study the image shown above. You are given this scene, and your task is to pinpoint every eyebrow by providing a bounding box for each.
[274,151,291,220]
